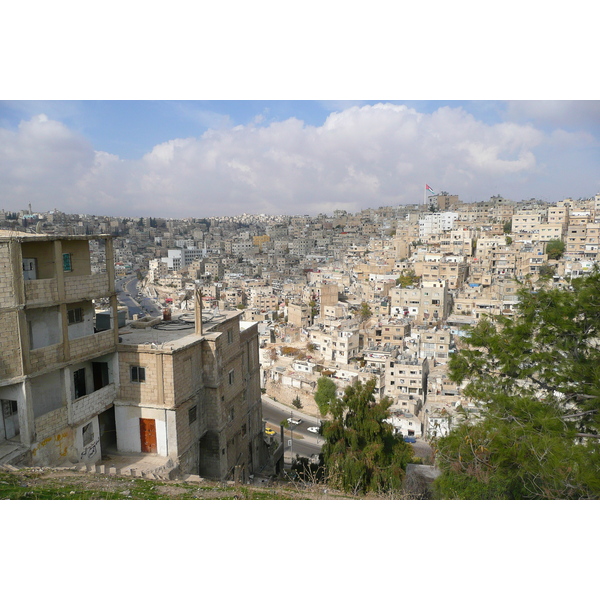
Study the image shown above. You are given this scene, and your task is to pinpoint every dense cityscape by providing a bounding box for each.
[2,190,599,499]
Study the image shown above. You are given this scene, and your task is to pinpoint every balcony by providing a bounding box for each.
[24,278,59,306]
[64,273,110,302]
[28,343,65,374]
[69,329,116,362]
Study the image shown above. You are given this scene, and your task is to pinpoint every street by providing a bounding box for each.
[261,395,323,462]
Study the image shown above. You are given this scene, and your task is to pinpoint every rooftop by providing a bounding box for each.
[117,308,243,350]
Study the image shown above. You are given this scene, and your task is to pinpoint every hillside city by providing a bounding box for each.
[1,190,599,496]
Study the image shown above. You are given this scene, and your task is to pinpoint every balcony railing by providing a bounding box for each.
[64,273,110,302]
[24,278,59,305]
[69,329,116,362]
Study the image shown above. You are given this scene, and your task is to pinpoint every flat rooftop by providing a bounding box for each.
[118,309,244,350]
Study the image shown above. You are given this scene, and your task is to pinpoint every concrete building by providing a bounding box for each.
[390,280,452,325]
[116,304,264,481]
[0,231,120,466]
[1,233,265,481]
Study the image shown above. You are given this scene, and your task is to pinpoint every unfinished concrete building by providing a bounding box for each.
[0,231,120,466]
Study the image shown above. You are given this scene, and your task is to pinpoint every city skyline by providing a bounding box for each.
[1,100,598,220]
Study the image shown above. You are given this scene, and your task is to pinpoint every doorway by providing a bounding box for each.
[139,418,157,453]
[98,406,117,456]
[1,400,20,441]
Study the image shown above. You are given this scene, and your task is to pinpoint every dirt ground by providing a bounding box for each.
[0,464,365,500]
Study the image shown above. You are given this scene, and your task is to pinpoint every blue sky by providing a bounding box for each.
[0,100,506,160]
[1,99,599,218]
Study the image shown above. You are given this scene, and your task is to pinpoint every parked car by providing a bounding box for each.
[404,436,416,443]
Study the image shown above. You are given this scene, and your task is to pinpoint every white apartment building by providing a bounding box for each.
[418,212,459,238]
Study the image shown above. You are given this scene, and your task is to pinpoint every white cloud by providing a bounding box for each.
[1,104,598,217]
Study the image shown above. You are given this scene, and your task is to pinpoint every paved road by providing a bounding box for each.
[116,275,162,319]
[261,395,323,461]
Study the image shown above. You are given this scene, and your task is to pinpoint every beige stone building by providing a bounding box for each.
[390,280,452,325]
[116,306,264,481]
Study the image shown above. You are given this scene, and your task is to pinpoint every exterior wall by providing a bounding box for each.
[31,409,73,465]
[68,329,115,363]
[71,382,117,427]
[0,310,23,380]
[26,306,62,349]
[24,278,60,305]
[118,349,169,407]
[0,233,118,467]
[114,404,177,457]
[64,273,109,301]
[30,370,64,420]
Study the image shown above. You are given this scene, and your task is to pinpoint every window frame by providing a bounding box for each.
[67,306,84,325]
[74,367,87,399]
[130,366,146,383]
[62,253,73,272]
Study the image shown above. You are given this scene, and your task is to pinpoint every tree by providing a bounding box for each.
[314,376,338,416]
[433,269,600,499]
[546,238,565,260]
[395,270,419,288]
[320,379,414,495]
[503,220,512,234]
[359,302,372,322]
[292,395,303,409]
[537,263,556,280]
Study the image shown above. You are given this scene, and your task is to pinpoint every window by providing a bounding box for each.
[228,369,235,385]
[67,307,83,325]
[82,422,93,446]
[228,406,235,422]
[227,329,233,344]
[62,253,73,272]
[241,423,247,437]
[74,368,86,399]
[131,366,146,383]
[188,405,197,424]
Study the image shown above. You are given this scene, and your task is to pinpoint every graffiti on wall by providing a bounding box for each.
[80,438,100,460]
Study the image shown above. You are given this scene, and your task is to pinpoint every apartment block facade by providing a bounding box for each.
[0,231,119,466]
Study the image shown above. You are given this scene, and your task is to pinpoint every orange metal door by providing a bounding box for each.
[139,418,157,453]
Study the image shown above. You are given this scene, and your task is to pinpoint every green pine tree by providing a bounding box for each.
[433,268,600,499]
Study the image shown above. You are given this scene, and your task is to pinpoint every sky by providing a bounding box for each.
[1,3,598,221]
[1,99,598,219]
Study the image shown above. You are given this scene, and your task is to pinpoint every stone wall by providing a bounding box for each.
[0,310,22,380]
[64,273,109,301]
[69,329,115,363]
[0,243,16,309]
[71,383,117,426]
[24,278,59,305]
[28,342,65,375]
